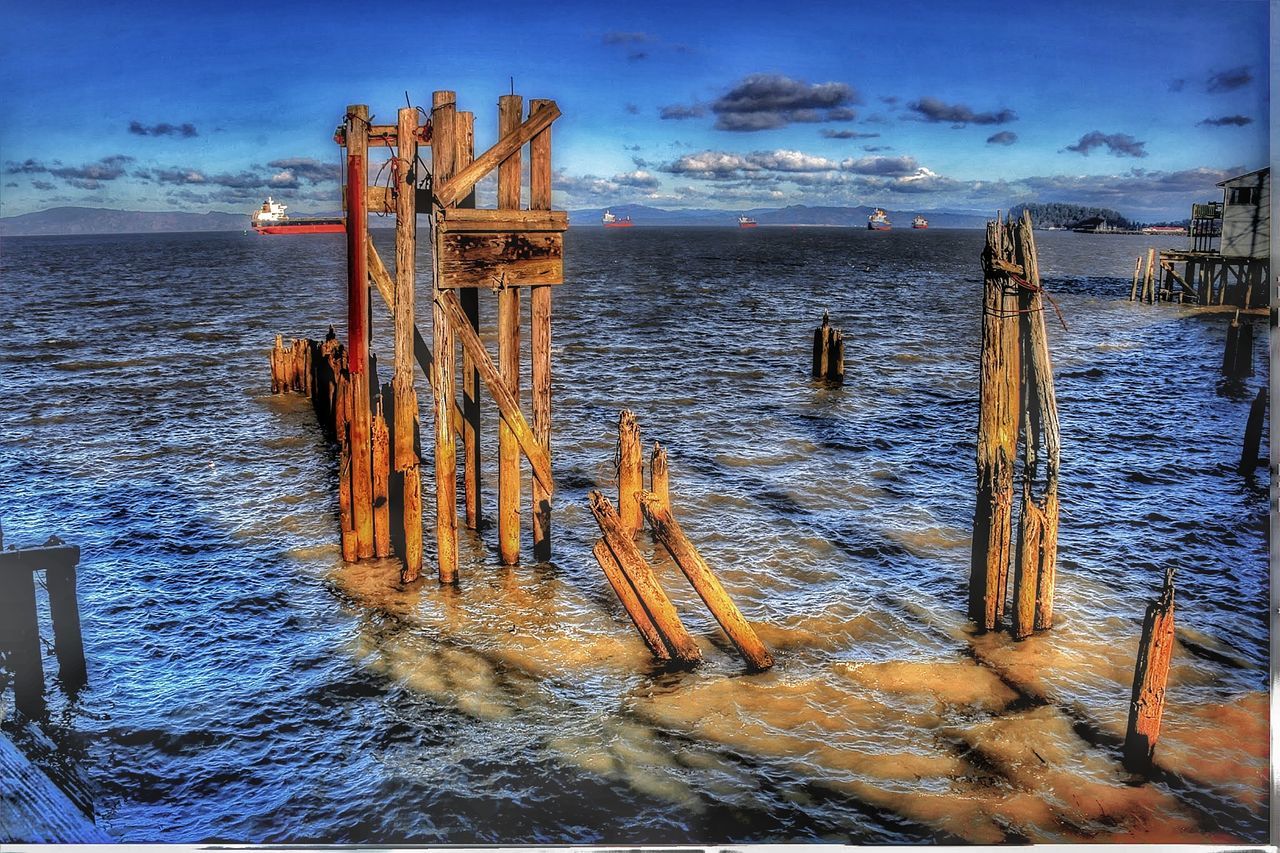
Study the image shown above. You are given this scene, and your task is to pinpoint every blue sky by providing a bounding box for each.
[0,0,1269,220]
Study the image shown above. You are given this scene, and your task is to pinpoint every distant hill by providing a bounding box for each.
[569,203,989,228]
[0,206,250,236]
[1008,202,1133,230]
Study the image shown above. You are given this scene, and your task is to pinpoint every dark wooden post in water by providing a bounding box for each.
[1010,212,1060,639]
[394,105,424,582]
[1221,312,1253,379]
[0,539,85,716]
[457,110,483,532]
[810,312,845,383]
[496,93,524,565]
[1128,256,1142,301]
[1124,567,1176,772]
[530,98,555,562]
[432,91,461,583]
[968,217,1022,631]
[1239,387,1267,475]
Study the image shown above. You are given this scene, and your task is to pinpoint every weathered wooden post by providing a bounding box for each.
[394,105,424,582]
[650,442,670,510]
[497,93,523,565]
[1221,312,1253,379]
[1142,248,1156,303]
[1239,386,1267,475]
[591,540,672,661]
[827,328,845,384]
[371,397,392,558]
[1124,567,1176,772]
[432,91,461,583]
[345,104,375,560]
[617,410,644,537]
[812,311,830,377]
[1,557,45,715]
[968,217,1021,631]
[530,98,555,562]
[1129,256,1142,301]
[1011,213,1060,639]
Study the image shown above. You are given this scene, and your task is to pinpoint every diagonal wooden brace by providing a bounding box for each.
[433,101,560,209]
[366,235,464,438]
[436,289,554,494]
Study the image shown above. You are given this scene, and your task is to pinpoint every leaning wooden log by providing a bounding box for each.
[617,410,644,537]
[588,490,701,664]
[640,493,774,671]
[1239,386,1267,475]
[968,217,1021,631]
[1011,212,1060,639]
[1129,256,1142,301]
[591,539,672,661]
[1124,567,1175,772]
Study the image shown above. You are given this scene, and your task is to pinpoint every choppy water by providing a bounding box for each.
[0,226,1269,843]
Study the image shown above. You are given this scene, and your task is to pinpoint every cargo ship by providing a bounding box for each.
[738,215,758,228]
[912,215,929,229]
[867,208,891,231]
[251,198,345,234]
[602,209,634,228]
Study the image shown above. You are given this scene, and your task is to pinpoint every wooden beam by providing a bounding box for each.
[435,231,563,289]
[436,290,553,493]
[436,208,568,232]
[434,100,560,208]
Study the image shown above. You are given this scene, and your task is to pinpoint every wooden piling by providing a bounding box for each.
[812,311,830,377]
[1010,212,1060,639]
[617,409,644,537]
[497,93,523,566]
[45,550,86,690]
[968,217,1021,630]
[395,105,424,583]
[457,110,483,531]
[1239,386,1267,475]
[338,423,358,563]
[349,371,374,559]
[588,490,701,664]
[650,442,670,511]
[1129,256,1141,301]
[640,494,774,671]
[827,328,844,384]
[345,104,375,561]
[0,566,45,715]
[1142,248,1156,303]
[530,98,555,563]
[1124,567,1176,771]
[431,92,460,583]
[591,539,672,661]
[371,398,392,558]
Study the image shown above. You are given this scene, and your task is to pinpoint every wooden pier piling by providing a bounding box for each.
[617,410,644,538]
[813,311,830,377]
[496,93,524,566]
[1239,386,1267,475]
[968,217,1022,631]
[1222,312,1253,379]
[458,110,483,532]
[394,104,424,582]
[810,312,844,383]
[530,98,555,563]
[650,442,670,510]
[591,539,672,661]
[1128,256,1142,302]
[431,92,460,582]
[1124,567,1176,772]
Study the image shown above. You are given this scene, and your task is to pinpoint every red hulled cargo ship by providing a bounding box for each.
[251,198,345,234]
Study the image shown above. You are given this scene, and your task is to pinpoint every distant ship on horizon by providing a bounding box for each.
[738,215,758,228]
[867,208,891,231]
[912,215,929,229]
[251,197,345,235]
[602,209,634,228]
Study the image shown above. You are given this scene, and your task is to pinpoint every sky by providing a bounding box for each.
[0,0,1270,221]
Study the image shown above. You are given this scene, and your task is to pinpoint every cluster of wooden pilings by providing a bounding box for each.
[968,211,1061,640]
[0,529,86,717]
[270,331,421,568]
[811,311,845,383]
[587,411,774,671]
[1128,249,1267,307]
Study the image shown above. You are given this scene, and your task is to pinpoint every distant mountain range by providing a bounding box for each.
[0,203,993,237]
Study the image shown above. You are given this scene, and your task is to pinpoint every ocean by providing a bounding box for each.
[0,226,1268,843]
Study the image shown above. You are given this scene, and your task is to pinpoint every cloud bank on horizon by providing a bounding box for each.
[0,0,1267,221]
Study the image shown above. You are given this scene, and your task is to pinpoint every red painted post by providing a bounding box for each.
[345,153,367,374]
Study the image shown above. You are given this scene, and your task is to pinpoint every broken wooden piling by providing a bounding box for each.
[1221,311,1253,379]
[968,217,1022,631]
[1011,212,1060,640]
[810,312,844,383]
[640,493,774,671]
[591,539,671,661]
[617,409,644,537]
[1124,567,1176,772]
[650,442,670,510]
